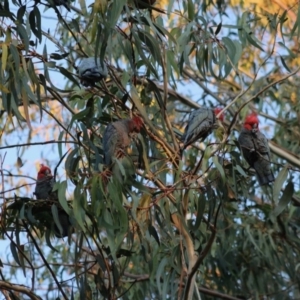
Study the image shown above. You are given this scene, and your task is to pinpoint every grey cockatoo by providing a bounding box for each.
[181,107,224,154]
[34,164,72,237]
[103,116,144,166]
[34,165,55,200]
[238,113,275,186]
[78,57,108,87]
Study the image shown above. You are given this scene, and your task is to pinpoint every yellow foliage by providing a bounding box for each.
[229,0,298,28]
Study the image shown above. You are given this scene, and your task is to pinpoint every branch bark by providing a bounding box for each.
[0,281,42,300]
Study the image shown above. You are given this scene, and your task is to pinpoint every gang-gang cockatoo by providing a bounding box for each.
[34,164,72,237]
[238,113,275,186]
[103,116,144,166]
[78,57,108,87]
[34,164,55,200]
[181,107,224,154]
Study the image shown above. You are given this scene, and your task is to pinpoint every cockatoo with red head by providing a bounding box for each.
[238,113,275,186]
[34,164,55,200]
[34,164,73,237]
[103,116,144,165]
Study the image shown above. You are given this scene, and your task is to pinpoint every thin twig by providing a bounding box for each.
[23,224,68,300]
[0,140,78,150]
[0,281,42,300]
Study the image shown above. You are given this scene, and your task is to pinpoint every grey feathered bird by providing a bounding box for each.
[34,165,54,200]
[238,113,275,186]
[103,117,144,166]
[78,57,108,87]
[34,164,72,237]
[181,107,224,153]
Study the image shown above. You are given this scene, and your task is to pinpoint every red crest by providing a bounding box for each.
[244,113,259,130]
[132,116,144,131]
[37,164,52,180]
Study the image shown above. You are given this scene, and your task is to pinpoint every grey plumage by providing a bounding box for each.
[103,120,134,165]
[34,178,54,199]
[78,57,108,87]
[238,117,275,186]
[34,165,73,237]
[181,107,217,150]
[34,166,54,200]
[103,117,143,165]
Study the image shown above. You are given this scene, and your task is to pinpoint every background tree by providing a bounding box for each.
[1,0,300,299]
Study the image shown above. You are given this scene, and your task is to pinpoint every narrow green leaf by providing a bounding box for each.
[279,55,291,73]
[10,242,21,266]
[148,224,160,245]
[17,5,26,22]
[29,7,42,43]
[278,42,297,58]
[272,182,294,217]
[273,165,288,203]
[212,156,225,184]
[57,180,70,214]
[279,10,288,43]
[215,22,222,35]
[51,204,63,236]
[245,226,264,255]
[34,6,41,41]
[290,4,300,39]
[45,228,59,252]
[130,85,156,133]
[246,32,264,51]
[137,30,161,63]
[235,165,247,177]
[1,43,8,71]
[107,0,127,29]
[21,87,32,130]
[57,66,80,87]
[191,194,206,231]
[16,24,29,52]
[9,44,20,71]
[232,40,243,65]
[156,257,169,295]
[187,0,194,20]
[50,53,69,60]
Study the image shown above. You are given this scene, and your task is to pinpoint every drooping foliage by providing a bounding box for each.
[1,0,300,299]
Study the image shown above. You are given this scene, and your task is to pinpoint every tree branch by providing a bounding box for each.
[183,202,221,300]
[0,140,78,150]
[23,224,68,300]
[122,272,244,299]
[0,281,42,300]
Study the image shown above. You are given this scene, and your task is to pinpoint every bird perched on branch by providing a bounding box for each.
[103,116,144,166]
[180,107,224,154]
[78,57,108,87]
[238,113,275,186]
[34,164,55,200]
[34,164,72,237]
